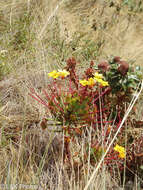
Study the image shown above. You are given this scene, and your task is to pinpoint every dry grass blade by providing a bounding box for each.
[38,0,66,40]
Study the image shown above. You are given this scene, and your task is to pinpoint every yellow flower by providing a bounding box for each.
[79,79,88,86]
[119,152,126,159]
[80,78,96,87]
[58,69,70,78]
[48,70,59,79]
[94,78,102,83]
[48,69,70,79]
[100,80,109,87]
[94,78,109,87]
[87,78,96,87]
[80,77,109,87]
[114,144,125,159]
[94,72,109,87]
[94,72,103,79]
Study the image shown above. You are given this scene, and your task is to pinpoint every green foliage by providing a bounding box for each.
[48,92,87,125]
[0,11,9,33]
[0,50,10,80]
[104,57,141,94]
[44,17,100,64]
[123,0,143,12]
[71,38,99,61]
[9,13,35,51]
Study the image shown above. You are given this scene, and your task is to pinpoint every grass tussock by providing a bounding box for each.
[0,0,143,189]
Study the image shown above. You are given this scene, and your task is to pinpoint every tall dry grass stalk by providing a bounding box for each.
[38,0,66,40]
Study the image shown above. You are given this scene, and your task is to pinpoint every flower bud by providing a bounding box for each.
[113,56,121,63]
[117,61,129,76]
[66,57,76,69]
[84,68,94,78]
[98,61,110,72]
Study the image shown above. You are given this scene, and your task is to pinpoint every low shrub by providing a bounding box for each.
[30,56,143,184]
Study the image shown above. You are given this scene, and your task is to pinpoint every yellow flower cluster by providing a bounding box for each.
[58,69,70,78]
[48,69,70,79]
[94,72,109,86]
[95,78,109,87]
[94,72,103,79]
[48,70,59,79]
[79,72,109,87]
[114,144,125,159]
[79,78,95,87]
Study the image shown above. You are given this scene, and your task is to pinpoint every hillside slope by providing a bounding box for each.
[0,0,143,189]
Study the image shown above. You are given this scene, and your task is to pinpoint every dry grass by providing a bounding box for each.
[0,0,143,189]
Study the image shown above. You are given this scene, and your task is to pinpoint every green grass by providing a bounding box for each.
[123,0,143,12]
